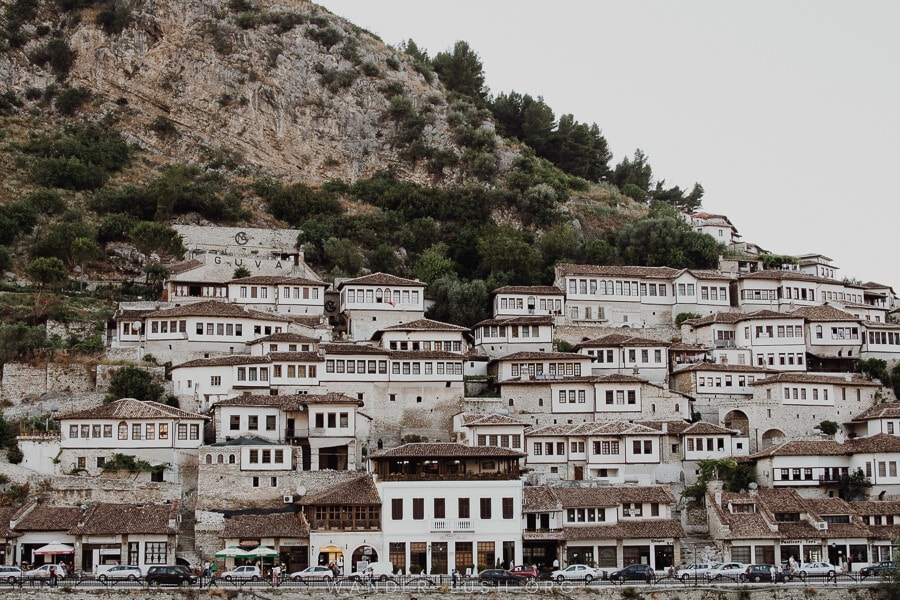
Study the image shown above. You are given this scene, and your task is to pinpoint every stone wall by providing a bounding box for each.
[95,364,166,392]
[29,473,182,505]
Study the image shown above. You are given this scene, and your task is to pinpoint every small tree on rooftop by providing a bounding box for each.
[105,365,164,403]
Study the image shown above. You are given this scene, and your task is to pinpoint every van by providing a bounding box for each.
[348,561,395,582]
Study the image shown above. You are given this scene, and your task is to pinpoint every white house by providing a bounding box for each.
[846,403,900,438]
[371,319,469,353]
[685,212,740,245]
[473,316,555,358]
[491,285,565,318]
[574,334,670,385]
[371,443,524,575]
[452,413,527,451]
[790,305,863,371]
[337,273,426,341]
[226,275,327,316]
[670,362,776,423]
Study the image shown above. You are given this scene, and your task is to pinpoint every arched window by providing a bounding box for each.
[118,422,128,440]
[375,288,383,302]
[217,454,224,464]
[229,454,236,464]
[205,454,212,464]
[815,325,823,339]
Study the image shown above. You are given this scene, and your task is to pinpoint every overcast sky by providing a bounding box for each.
[318,0,899,290]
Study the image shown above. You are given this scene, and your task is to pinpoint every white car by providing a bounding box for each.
[709,562,746,580]
[676,563,720,582]
[290,565,335,582]
[97,565,143,582]
[550,564,604,582]
[220,565,261,581]
[24,564,67,579]
[0,566,23,583]
[798,561,837,578]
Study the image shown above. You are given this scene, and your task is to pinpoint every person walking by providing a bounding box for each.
[451,568,458,588]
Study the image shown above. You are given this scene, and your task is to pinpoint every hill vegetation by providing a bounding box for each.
[0,0,723,334]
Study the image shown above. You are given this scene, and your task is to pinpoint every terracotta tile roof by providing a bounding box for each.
[527,421,662,437]
[492,286,565,296]
[848,433,900,453]
[230,275,325,286]
[687,270,734,281]
[776,522,821,539]
[556,263,681,279]
[460,414,529,427]
[248,333,321,345]
[563,519,685,540]
[267,352,324,362]
[14,505,83,531]
[287,315,324,327]
[636,420,692,434]
[669,342,709,351]
[114,309,155,322]
[740,270,828,284]
[681,422,738,435]
[523,486,560,513]
[802,497,852,516]
[501,376,599,385]
[214,393,362,410]
[379,319,469,332]
[854,501,900,516]
[319,343,388,355]
[575,334,670,349]
[849,403,900,422]
[474,316,555,327]
[166,258,203,275]
[862,321,900,330]
[552,488,622,509]
[388,350,463,360]
[69,502,179,535]
[338,273,423,288]
[673,362,776,374]
[175,355,268,369]
[299,474,381,506]
[790,305,860,322]
[60,398,206,421]
[752,372,879,387]
[491,351,588,362]
[749,439,850,459]
[0,507,20,538]
[208,436,278,447]
[144,300,294,322]
[369,442,524,459]
[222,512,309,539]
[821,522,871,538]
[686,309,798,327]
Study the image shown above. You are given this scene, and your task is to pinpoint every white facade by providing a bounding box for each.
[473,316,555,358]
[337,273,426,341]
[491,286,565,318]
[227,276,327,315]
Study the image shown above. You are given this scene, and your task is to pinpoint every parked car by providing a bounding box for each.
[145,565,197,586]
[477,569,527,585]
[290,565,335,582]
[609,564,654,584]
[797,561,836,579]
[24,564,67,579]
[221,565,261,581]
[742,564,793,583]
[550,563,603,582]
[676,563,720,582]
[0,566,23,583]
[859,561,900,578]
[709,562,746,580]
[97,565,143,582]
[508,565,539,580]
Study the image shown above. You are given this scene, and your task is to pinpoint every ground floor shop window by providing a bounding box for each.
[477,541,495,570]
[623,545,649,565]
[389,542,406,574]
[455,542,473,574]
[598,547,616,569]
[730,546,751,564]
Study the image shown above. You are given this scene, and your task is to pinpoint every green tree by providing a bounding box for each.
[368,243,400,274]
[323,238,363,276]
[682,458,756,502]
[71,237,99,289]
[675,312,702,326]
[432,40,487,104]
[131,221,186,263]
[476,226,541,286]
[817,420,839,435]
[857,358,890,386]
[426,276,489,327]
[414,243,456,285]
[612,149,653,200]
[26,257,68,290]
[537,223,582,266]
[0,409,15,448]
[26,188,67,216]
[616,216,719,269]
[0,247,10,273]
[105,365,164,403]
[233,266,251,279]
[836,468,872,501]
[0,324,50,363]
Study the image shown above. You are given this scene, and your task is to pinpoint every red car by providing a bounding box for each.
[508,565,539,580]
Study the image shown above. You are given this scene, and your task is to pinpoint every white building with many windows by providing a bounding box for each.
[337,273,426,341]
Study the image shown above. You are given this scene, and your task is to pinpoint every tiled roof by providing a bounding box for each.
[740,270,828,284]
[60,398,206,421]
[491,351,588,362]
[853,501,900,516]
[563,519,685,540]
[848,403,900,422]
[175,355,268,369]
[222,512,309,538]
[369,442,524,459]
[492,286,565,296]
[0,507,20,538]
[802,497,853,516]
[556,263,681,279]
[636,420,692,434]
[523,486,560,513]
[861,321,900,330]
[681,422,738,435]
[209,436,277,447]
[848,433,900,454]
[268,352,324,362]
[552,487,622,509]
[574,334,670,349]
[474,316,555,327]
[214,393,363,410]
[752,372,879,387]
[686,309,797,327]
[527,421,662,437]
[338,273,423,288]
[230,275,325,286]
[299,474,381,506]
[687,270,734,281]
[673,362,776,374]
[14,505,83,531]
[669,342,709,351]
[248,333,320,345]
[319,343,388,355]
[380,319,470,332]
[460,414,528,427]
[167,258,203,275]
[749,439,850,459]
[790,305,860,322]
[388,350,463,360]
[114,309,155,322]
[144,300,294,322]
[69,502,178,535]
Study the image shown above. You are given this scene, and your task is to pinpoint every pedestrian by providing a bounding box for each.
[49,565,57,587]
[553,557,560,569]
[203,561,210,579]
[272,563,280,586]
[451,568,458,588]
[210,561,217,580]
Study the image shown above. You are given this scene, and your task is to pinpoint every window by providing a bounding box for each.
[177,423,188,440]
[458,497,470,519]
[230,416,240,430]
[132,423,142,440]
[266,415,276,430]
[412,498,424,520]
[391,498,403,520]
[145,542,167,565]
[248,416,259,430]
[159,423,168,439]
[480,497,492,519]
[434,498,446,519]
[502,497,514,519]
[210,375,221,386]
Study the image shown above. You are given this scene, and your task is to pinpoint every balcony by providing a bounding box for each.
[430,519,473,532]
[714,339,736,348]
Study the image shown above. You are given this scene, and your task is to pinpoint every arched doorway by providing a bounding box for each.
[351,545,378,572]
[761,428,786,449]
[722,409,750,435]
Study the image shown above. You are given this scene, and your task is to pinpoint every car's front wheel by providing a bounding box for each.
[556,575,565,583]
[98,575,108,583]
[584,574,593,583]
[127,575,137,581]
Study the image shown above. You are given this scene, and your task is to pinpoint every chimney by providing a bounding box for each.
[708,479,724,506]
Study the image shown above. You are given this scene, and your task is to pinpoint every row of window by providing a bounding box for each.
[229,414,277,430]
[388,340,462,351]
[558,390,586,403]
[782,387,829,401]
[510,362,583,377]
[532,439,656,457]
[237,285,320,300]
[822,290,862,303]
[344,288,420,305]
[868,331,900,345]
[699,286,728,301]
[173,285,225,298]
[782,286,815,301]
[751,325,803,338]
[685,437,727,452]
[475,434,522,449]
[756,352,805,366]
[568,306,606,321]
[567,279,669,297]
[391,497,515,520]
[604,389,638,405]
[824,326,860,340]
[267,343,314,352]
[68,422,199,441]
[314,412,350,429]
[273,364,318,378]
[326,359,387,374]
[480,325,543,338]
[497,297,563,312]
[697,375,757,387]
[392,361,463,375]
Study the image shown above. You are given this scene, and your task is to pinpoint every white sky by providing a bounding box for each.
[317,0,900,290]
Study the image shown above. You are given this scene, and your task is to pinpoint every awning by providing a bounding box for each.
[318,545,343,554]
[34,541,75,555]
[215,546,251,558]
[246,546,279,558]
